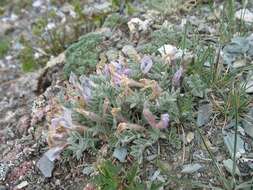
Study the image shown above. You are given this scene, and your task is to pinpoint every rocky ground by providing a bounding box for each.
[0,0,253,190]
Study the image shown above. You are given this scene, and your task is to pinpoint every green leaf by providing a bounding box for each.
[126,164,138,185]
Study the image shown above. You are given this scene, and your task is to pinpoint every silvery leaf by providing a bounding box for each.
[223,159,241,176]
[113,147,128,162]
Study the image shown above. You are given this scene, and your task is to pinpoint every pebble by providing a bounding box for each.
[186,132,194,143]
[0,163,9,181]
[15,181,29,189]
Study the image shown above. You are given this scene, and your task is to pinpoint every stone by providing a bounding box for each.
[0,162,9,181]
[36,155,54,178]
[235,9,253,23]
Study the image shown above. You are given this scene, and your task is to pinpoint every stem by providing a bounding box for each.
[232,88,239,188]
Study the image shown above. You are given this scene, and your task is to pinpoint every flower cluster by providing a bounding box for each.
[42,40,188,168]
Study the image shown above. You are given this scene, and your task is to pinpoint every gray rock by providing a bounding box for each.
[223,159,241,176]
[82,1,112,16]
[197,103,212,127]
[0,185,7,190]
[223,131,245,159]
[0,162,9,181]
[36,155,55,178]
[113,147,128,162]
[181,163,203,174]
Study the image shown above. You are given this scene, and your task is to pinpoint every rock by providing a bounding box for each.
[15,181,29,189]
[127,18,150,33]
[245,80,253,93]
[223,130,245,159]
[158,44,183,62]
[186,132,194,144]
[36,155,55,178]
[223,159,241,176]
[243,108,253,138]
[113,147,128,162]
[158,44,177,57]
[61,3,76,18]
[0,162,9,181]
[17,115,30,135]
[181,163,203,174]
[32,0,43,8]
[197,103,212,127]
[235,9,253,23]
[82,164,94,176]
[82,1,112,16]
[36,147,63,178]
[46,52,65,68]
[0,185,7,190]
[0,21,13,35]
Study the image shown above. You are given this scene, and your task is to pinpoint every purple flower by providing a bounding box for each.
[154,113,170,129]
[160,113,169,128]
[140,55,153,74]
[111,60,132,77]
[122,68,132,76]
[172,66,183,87]
[111,60,123,72]
[108,59,133,87]
[51,107,73,129]
[112,73,122,87]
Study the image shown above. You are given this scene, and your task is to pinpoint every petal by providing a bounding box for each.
[123,68,132,76]
[111,60,123,72]
[140,55,153,74]
[172,67,183,87]
[161,113,169,128]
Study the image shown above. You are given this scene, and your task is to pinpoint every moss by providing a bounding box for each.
[0,37,10,58]
[103,13,123,28]
[19,47,37,72]
[146,0,181,15]
[63,32,103,77]
[32,17,47,36]
[138,27,181,54]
